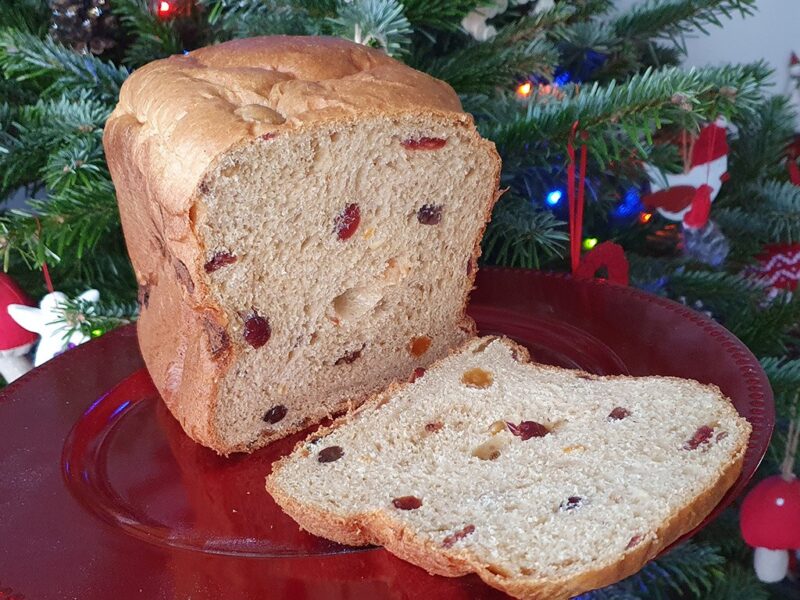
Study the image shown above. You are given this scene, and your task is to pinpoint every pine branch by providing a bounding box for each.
[485,64,768,165]
[426,36,557,95]
[112,0,184,67]
[0,92,110,194]
[611,0,756,49]
[203,0,327,39]
[0,28,128,102]
[587,542,724,600]
[761,357,800,413]
[703,565,769,600]
[727,293,800,356]
[1,178,120,270]
[482,194,568,268]
[328,0,412,56]
[401,0,482,31]
[717,180,800,244]
[57,296,138,340]
[667,269,766,317]
[0,0,49,36]
[725,96,797,188]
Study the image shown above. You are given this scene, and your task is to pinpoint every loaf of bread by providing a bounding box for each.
[104,37,501,454]
[267,337,751,600]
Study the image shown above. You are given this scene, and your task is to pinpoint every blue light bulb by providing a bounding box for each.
[546,190,563,206]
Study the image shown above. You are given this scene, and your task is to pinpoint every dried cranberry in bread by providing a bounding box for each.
[103,36,501,454]
[267,337,751,600]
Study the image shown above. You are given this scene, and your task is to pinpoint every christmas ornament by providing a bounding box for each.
[740,415,800,582]
[152,0,191,20]
[7,289,100,367]
[462,0,546,41]
[0,274,37,383]
[49,0,117,55]
[565,122,630,285]
[574,241,630,285]
[750,243,800,295]
[680,184,730,267]
[642,120,729,221]
[788,52,800,132]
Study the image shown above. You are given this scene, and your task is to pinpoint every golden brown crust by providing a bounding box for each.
[104,36,495,454]
[266,337,751,599]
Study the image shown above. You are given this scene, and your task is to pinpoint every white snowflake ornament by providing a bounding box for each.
[8,289,100,366]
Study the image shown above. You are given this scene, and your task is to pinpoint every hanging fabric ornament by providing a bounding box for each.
[681,184,730,267]
[8,289,101,367]
[749,243,800,296]
[740,414,800,582]
[565,122,629,285]
[0,274,37,383]
[642,120,729,221]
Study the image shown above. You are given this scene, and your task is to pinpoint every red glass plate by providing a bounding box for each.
[0,268,773,600]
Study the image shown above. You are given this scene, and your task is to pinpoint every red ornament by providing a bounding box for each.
[681,184,713,230]
[574,241,629,285]
[642,121,729,221]
[0,273,38,351]
[740,475,800,582]
[153,0,190,19]
[750,243,800,294]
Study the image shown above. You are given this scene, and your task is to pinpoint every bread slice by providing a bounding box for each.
[103,37,501,454]
[267,337,751,599]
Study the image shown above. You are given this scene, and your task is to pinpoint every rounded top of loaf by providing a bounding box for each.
[104,36,468,215]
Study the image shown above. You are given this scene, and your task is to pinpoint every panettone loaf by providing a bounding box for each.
[267,337,751,600]
[104,36,501,454]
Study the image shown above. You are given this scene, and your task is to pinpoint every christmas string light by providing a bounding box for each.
[545,189,563,206]
[516,81,532,99]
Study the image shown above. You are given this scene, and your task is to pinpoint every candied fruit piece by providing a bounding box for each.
[417,204,443,225]
[263,404,287,424]
[425,421,443,433]
[409,335,432,357]
[392,496,422,510]
[410,367,426,382]
[507,420,550,440]
[684,425,714,450]
[335,345,363,365]
[401,137,447,150]
[442,525,475,548]
[204,251,237,273]
[716,431,729,441]
[472,439,503,461]
[608,407,631,421]
[462,368,493,389]
[318,446,344,463]
[559,496,583,511]
[334,203,361,240]
[243,311,271,348]
[488,420,507,435]
[626,534,643,549]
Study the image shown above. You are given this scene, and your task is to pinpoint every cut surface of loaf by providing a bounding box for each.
[267,337,751,600]
[103,36,500,454]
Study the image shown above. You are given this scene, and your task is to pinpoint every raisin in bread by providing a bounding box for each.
[267,337,751,600]
[103,36,501,454]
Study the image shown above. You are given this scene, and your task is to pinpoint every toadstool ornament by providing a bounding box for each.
[0,273,37,383]
[740,416,800,582]
[7,289,100,367]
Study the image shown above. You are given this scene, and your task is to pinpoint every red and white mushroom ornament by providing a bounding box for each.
[740,416,800,582]
[0,273,37,383]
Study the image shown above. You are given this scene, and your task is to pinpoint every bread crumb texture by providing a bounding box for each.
[267,337,751,600]
[104,37,500,454]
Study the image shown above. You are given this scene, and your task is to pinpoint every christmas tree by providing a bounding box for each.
[1,1,798,597]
